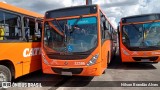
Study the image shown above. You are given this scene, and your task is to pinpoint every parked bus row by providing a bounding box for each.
[0,2,160,82]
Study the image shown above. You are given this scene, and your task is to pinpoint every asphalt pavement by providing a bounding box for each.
[3,53,160,90]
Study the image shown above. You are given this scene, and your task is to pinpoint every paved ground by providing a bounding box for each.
[3,53,160,90]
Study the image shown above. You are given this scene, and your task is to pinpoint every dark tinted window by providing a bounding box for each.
[24,17,41,42]
[0,10,22,41]
[46,5,97,19]
[122,14,160,23]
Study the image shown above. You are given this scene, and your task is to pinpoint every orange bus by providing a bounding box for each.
[0,2,43,82]
[42,5,116,76]
[118,13,160,63]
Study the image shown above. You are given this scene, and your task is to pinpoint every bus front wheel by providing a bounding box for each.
[0,65,11,82]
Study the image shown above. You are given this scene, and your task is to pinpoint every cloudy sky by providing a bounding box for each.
[0,0,160,27]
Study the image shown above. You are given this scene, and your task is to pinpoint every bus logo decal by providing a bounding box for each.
[132,52,138,55]
[67,45,73,52]
[64,61,68,65]
[23,48,41,57]
[143,52,147,56]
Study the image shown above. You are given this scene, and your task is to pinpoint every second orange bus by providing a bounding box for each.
[41,5,116,76]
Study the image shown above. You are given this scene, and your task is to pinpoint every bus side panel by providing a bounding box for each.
[22,42,41,76]
[0,42,41,78]
[101,40,111,70]
[0,43,23,78]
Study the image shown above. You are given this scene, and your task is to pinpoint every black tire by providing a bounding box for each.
[0,65,11,82]
[102,70,106,74]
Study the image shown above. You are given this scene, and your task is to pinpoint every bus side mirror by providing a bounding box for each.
[103,22,107,30]
[103,21,108,31]
[117,26,119,32]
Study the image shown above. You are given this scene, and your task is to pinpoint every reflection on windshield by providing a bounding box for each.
[44,17,97,53]
[122,22,160,48]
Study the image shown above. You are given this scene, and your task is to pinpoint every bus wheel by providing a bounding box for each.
[102,70,106,74]
[0,65,11,82]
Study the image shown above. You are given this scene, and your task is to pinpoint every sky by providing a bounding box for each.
[0,0,160,27]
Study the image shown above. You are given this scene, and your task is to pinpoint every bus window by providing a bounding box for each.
[35,20,42,41]
[24,17,39,42]
[0,10,22,41]
[100,12,110,41]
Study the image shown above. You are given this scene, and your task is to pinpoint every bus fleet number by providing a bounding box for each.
[74,62,85,65]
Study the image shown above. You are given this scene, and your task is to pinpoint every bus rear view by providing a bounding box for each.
[118,14,160,63]
[42,5,114,76]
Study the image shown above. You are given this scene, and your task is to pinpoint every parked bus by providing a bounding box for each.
[42,5,116,76]
[0,2,43,81]
[118,13,160,63]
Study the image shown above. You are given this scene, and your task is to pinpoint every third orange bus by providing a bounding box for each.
[118,13,160,63]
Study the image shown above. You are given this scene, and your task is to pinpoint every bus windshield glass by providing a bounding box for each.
[122,21,160,48]
[44,17,97,53]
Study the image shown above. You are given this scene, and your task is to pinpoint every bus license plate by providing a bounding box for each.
[141,59,150,62]
[61,72,72,76]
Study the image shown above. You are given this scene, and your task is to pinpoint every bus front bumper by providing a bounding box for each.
[42,62,104,76]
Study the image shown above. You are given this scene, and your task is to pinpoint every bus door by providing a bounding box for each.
[22,17,41,75]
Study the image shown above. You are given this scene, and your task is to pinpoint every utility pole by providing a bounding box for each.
[86,0,92,5]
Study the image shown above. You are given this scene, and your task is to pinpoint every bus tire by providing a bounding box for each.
[0,65,12,82]
[102,70,106,74]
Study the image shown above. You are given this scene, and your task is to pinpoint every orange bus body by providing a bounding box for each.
[42,5,116,76]
[119,14,160,63]
[0,2,43,80]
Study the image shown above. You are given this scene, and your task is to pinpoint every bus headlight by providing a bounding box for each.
[42,55,49,65]
[87,54,99,66]
[122,48,130,55]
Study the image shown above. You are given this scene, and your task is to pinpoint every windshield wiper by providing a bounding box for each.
[54,18,65,33]
[70,16,83,34]
[129,23,141,33]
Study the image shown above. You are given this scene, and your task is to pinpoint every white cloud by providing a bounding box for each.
[0,0,6,3]
[1,0,160,27]
[97,0,160,27]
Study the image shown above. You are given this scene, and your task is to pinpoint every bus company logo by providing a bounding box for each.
[143,52,147,56]
[64,61,68,65]
[132,52,138,55]
[1,82,11,88]
[23,48,41,57]
[152,52,160,55]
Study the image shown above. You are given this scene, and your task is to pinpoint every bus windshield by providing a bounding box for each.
[44,17,97,53]
[122,21,160,48]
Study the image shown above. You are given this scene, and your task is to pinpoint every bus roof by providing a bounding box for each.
[45,4,98,19]
[46,4,97,13]
[122,13,160,19]
[121,13,160,23]
[0,2,43,18]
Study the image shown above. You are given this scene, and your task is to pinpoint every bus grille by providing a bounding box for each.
[132,56,158,61]
[47,54,88,60]
[52,68,83,74]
